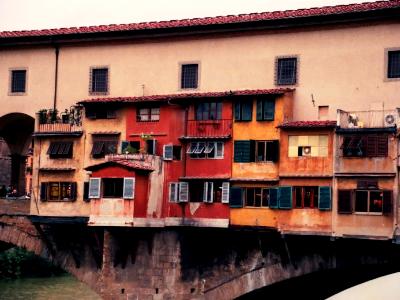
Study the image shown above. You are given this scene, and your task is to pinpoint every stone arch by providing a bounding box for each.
[0,113,34,196]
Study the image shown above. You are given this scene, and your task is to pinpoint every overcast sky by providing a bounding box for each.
[0,0,376,31]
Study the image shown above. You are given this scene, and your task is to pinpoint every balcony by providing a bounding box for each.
[184,119,232,139]
[33,107,83,136]
[337,109,399,130]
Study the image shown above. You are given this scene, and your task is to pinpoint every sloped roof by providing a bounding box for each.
[84,159,154,171]
[278,120,337,129]
[78,88,294,104]
[1,1,399,40]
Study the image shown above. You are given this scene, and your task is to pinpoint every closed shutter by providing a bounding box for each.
[229,187,243,208]
[263,99,275,121]
[70,182,77,201]
[89,178,101,199]
[123,178,135,199]
[221,182,230,204]
[242,101,252,121]
[234,102,241,121]
[318,186,331,210]
[366,135,377,157]
[163,145,173,160]
[377,135,388,157]
[338,190,352,213]
[169,183,179,202]
[269,188,279,208]
[234,140,254,162]
[383,190,392,214]
[178,182,189,202]
[256,99,263,121]
[83,182,90,202]
[40,183,47,201]
[278,186,292,209]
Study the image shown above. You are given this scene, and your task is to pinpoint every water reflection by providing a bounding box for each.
[0,274,101,300]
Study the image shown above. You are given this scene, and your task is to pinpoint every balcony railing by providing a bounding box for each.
[337,109,400,129]
[37,123,82,133]
[186,119,232,138]
[34,106,83,135]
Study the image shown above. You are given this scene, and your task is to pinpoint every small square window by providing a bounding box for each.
[137,107,160,122]
[276,57,297,85]
[10,69,27,94]
[387,50,400,79]
[181,64,198,89]
[90,67,109,94]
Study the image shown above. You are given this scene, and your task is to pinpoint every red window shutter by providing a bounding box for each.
[376,135,388,157]
[338,190,352,214]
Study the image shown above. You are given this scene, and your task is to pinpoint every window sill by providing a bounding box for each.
[8,92,27,96]
[354,212,383,216]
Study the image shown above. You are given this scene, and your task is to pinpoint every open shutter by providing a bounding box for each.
[70,182,77,201]
[338,190,352,213]
[83,182,90,202]
[146,139,156,155]
[263,99,275,120]
[256,99,263,121]
[234,102,241,120]
[169,183,179,202]
[269,188,278,208]
[221,182,230,204]
[203,182,213,203]
[278,186,292,209]
[229,187,243,208]
[318,186,331,210]
[89,178,101,199]
[179,182,189,202]
[203,182,208,202]
[40,183,47,201]
[123,178,135,199]
[383,190,392,214]
[163,145,173,160]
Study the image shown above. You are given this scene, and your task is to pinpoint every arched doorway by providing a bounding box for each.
[0,113,34,197]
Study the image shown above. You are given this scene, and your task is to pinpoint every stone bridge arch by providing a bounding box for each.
[0,113,34,196]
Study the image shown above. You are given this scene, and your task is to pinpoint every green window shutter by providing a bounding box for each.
[121,141,129,153]
[256,99,263,121]
[230,187,243,208]
[234,140,252,162]
[269,188,279,208]
[383,191,392,214]
[234,102,241,120]
[318,186,331,210]
[278,186,292,209]
[242,101,252,121]
[267,140,279,162]
[263,99,275,121]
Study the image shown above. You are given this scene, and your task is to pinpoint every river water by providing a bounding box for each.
[0,274,101,300]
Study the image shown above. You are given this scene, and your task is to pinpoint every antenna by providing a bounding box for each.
[311,94,315,107]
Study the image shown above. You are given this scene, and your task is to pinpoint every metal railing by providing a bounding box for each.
[186,119,232,137]
[337,109,400,129]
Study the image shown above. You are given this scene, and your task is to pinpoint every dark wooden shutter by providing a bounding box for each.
[234,140,252,162]
[83,182,90,202]
[40,183,47,201]
[269,188,278,208]
[366,135,378,157]
[318,186,331,210]
[229,187,243,208]
[70,182,77,201]
[338,190,352,214]
[263,99,275,121]
[242,101,252,121]
[256,99,263,121]
[234,102,241,120]
[278,186,292,209]
[383,191,392,214]
[377,135,388,157]
[267,140,279,162]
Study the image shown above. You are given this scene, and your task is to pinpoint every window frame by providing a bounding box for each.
[91,140,118,158]
[243,187,272,208]
[275,56,299,86]
[89,66,109,95]
[195,102,222,121]
[255,140,277,162]
[9,68,28,95]
[385,47,400,81]
[180,62,200,90]
[41,182,77,201]
[136,106,160,122]
[341,134,388,158]
[293,186,318,209]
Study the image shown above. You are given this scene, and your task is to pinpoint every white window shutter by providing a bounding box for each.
[179,182,189,202]
[89,178,101,199]
[169,183,178,202]
[221,182,230,203]
[203,182,214,203]
[203,182,208,202]
[123,177,135,199]
[163,145,173,160]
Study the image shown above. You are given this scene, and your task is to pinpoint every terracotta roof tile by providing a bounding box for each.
[1,1,398,39]
[78,88,294,104]
[278,120,337,129]
[85,159,154,171]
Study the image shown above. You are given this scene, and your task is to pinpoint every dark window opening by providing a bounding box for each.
[85,106,116,119]
[173,146,182,160]
[256,140,279,162]
[91,68,108,93]
[276,57,297,85]
[137,107,160,122]
[181,64,198,89]
[195,102,222,120]
[11,70,26,93]
[121,141,140,154]
[102,178,124,198]
[188,181,223,203]
[91,141,118,158]
[293,186,318,208]
[41,182,76,201]
[47,142,73,158]
[388,50,400,79]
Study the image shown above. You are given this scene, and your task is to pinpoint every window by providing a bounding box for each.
[10,69,27,94]
[47,142,73,158]
[90,67,109,94]
[121,141,140,154]
[387,50,400,79]
[256,141,279,162]
[234,100,252,121]
[234,140,279,163]
[256,98,275,121]
[186,181,228,203]
[169,182,189,202]
[187,141,223,159]
[288,135,328,157]
[276,57,297,85]
[85,106,116,119]
[146,139,157,155]
[181,64,198,89]
[338,189,392,215]
[195,102,222,120]
[341,135,387,157]
[91,140,118,158]
[137,107,160,122]
[40,182,77,201]
[244,188,271,207]
[294,186,318,208]
[88,177,135,199]
[163,145,182,161]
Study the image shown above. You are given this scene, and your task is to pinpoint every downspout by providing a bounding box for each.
[53,45,60,111]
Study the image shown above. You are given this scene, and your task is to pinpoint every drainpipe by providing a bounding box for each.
[53,45,60,111]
